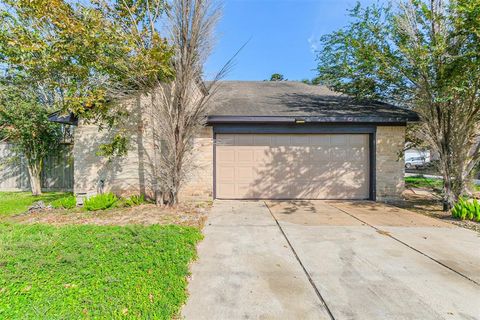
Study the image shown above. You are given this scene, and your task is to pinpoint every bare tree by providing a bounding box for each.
[152,0,228,205]
[76,0,235,205]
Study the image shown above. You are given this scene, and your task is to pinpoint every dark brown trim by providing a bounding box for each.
[213,123,377,134]
[369,131,377,200]
[208,115,416,125]
[48,111,78,126]
[212,131,217,199]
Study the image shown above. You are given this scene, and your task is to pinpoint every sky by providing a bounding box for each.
[204,0,377,81]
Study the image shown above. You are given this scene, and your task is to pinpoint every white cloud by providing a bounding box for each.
[307,35,319,53]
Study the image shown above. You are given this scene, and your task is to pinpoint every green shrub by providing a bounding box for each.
[124,194,146,207]
[451,198,480,222]
[51,195,77,209]
[83,193,118,211]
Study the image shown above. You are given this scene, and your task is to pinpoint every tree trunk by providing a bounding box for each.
[170,190,178,206]
[27,163,42,196]
[151,91,163,206]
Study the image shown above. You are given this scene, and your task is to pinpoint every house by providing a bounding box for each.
[53,81,419,203]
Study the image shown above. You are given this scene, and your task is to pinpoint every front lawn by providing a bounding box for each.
[405,176,480,193]
[0,192,69,216]
[0,223,202,319]
[405,176,443,190]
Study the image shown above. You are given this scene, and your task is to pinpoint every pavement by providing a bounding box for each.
[182,200,480,320]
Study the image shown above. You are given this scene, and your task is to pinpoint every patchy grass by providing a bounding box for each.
[405,176,443,190]
[10,203,208,228]
[0,192,69,217]
[0,223,202,319]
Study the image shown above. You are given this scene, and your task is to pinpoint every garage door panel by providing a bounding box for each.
[349,147,367,159]
[291,135,310,146]
[252,135,271,146]
[349,134,368,146]
[272,135,291,146]
[215,133,370,200]
[236,149,255,162]
[217,166,235,181]
[311,147,331,161]
[331,135,348,146]
[217,183,235,198]
[313,135,331,146]
[235,135,254,145]
[331,148,348,161]
[216,149,235,162]
[235,166,255,181]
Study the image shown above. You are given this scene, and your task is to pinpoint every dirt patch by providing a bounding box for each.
[398,190,480,233]
[6,202,211,228]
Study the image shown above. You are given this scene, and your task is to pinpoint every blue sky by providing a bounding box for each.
[205,0,377,81]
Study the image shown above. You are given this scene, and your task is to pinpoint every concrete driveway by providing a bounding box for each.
[182,200,480,320]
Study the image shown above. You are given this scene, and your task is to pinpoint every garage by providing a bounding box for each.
[204,81,418,202]
[215,133,370,200]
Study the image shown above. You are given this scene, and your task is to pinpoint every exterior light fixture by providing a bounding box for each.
[295,119,306,124]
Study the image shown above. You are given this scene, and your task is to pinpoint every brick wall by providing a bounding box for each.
[73,95,156,201]
[376,126,406,202]
[179,126,214,201]
[74,103,214,203]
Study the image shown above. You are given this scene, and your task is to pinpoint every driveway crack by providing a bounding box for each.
[327,203,480,287]
[264,201,336,320]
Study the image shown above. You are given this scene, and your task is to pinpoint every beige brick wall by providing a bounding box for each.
[74,102,214,203]
[376,126,406,202]
[73,95,157,200]
[179,126,214,201]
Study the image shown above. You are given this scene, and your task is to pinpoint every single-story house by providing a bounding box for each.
[52,81,419,203]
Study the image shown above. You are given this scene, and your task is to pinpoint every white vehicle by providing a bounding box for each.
[405,148,431,169]
[405,156,428,169]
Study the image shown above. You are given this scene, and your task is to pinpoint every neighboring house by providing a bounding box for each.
[51,81,419,203]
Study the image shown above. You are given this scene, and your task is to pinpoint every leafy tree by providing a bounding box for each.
[0,83,61,195]
[315,0,480,206]
[0,0,173,157]
[0,0,226,206]
[0,0,103,194]
[301,77,321,85]
[270,73,285,81]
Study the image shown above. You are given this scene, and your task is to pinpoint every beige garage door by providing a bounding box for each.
[215,133,370,199]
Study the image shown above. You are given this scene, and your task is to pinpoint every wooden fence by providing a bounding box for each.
[0,143,73,192]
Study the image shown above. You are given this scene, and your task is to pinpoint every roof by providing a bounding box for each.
[207,81,419,124]
[48,111,78,125]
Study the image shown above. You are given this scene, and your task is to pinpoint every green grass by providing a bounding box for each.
[0,223,202,319]
[405,176,480,192]
[0,192,70,216]
[405,176,443,190]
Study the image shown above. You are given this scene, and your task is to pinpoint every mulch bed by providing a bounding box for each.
[6,202,211,228]
[399,189,480,233]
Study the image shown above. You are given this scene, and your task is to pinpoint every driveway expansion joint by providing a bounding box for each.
[264,201,336,320]
[328,203,480,287]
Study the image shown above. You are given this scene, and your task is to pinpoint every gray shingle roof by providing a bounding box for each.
[207,81,419,123]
